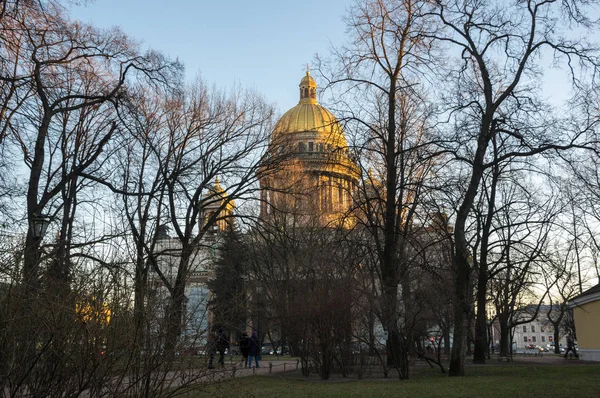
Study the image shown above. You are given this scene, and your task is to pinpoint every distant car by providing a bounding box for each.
[547,344,565,353]
[536,346,546,352]
[526,343,537,349]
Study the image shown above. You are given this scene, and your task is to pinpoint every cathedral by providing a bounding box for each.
[259,71,360,226]
[155,71,361,349]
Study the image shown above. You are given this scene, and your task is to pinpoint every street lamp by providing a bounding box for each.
[30,213,51,239]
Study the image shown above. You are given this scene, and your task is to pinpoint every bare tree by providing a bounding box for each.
[319,0,440,379]
[0,3,178,393]
[155,79,273,354]
[484,173,558,357]
[246,204,360,380]
[427,0,600,375]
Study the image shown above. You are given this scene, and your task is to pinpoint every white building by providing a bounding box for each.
[153,233,217,343]
[511,305,567,350]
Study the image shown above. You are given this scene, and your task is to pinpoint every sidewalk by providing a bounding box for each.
[223,359,301,377]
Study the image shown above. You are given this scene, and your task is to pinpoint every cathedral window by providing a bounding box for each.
[299,142,306,152]
[308,142,314,152]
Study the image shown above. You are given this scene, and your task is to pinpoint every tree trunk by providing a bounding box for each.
[499,314,510,357]
[164,246,191,355]
[448,256,469,376]
[473,272,488,363]
[443,324,451,357]
[449,111,493,376]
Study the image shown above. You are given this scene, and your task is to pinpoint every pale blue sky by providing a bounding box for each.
[68,0,586,115]
[69,0,354,113]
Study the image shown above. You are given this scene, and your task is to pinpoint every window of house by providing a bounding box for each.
[531,325,536,333]
[522,326,527,333]
[532,336,537,342]
[523,336,528,342]
[308,142,314,152]
[541,336,545,342]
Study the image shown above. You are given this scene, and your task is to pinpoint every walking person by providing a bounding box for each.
[216,328,229,366]
[248,331,260,368]
[240,332,250,368]
[207,333,216,369]
[564,334,578,359]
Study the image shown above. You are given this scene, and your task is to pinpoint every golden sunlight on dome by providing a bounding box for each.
[259,70,360,228]
[209,176,235,210]
[271,71,348,148]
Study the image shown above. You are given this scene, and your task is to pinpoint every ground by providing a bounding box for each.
[190,354,600,398]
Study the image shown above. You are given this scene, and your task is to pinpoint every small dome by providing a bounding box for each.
[299,71,316,89]
[206,177,235,210]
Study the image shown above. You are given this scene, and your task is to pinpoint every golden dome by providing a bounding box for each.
[272,71,348,147]
[207,177,235,210]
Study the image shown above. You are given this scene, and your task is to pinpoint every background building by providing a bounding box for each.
[511,305,567,350]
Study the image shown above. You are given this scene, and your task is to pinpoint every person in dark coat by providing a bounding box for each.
[239,332,250,367]
[216,328,229,366]
[564,334,578,359]
[248,331,260,368]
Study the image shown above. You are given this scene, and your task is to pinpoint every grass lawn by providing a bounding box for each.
[198,364,600,397]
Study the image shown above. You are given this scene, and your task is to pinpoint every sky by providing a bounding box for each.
[69,0,354,114]
[67,0,598,120]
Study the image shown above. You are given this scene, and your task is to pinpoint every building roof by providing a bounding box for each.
[568,283,600,308]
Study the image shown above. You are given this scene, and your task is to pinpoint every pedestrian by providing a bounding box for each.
[564,334,578,359]
[216,328,229,366]
[207,333,216,369]
[240,332,250,368]
[248,331,260,368]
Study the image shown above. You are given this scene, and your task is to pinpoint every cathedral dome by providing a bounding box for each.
[271,71,348,148]
[259,70,360,227]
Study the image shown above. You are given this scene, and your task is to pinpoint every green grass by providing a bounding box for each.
[195,364,600,398]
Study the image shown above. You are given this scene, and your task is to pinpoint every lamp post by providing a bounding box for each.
[23,212,52,286]
[30,213,51,240]
[19,212,52,361]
